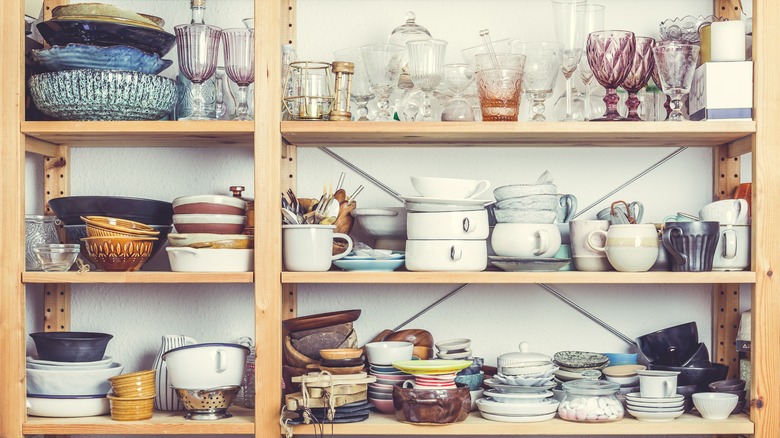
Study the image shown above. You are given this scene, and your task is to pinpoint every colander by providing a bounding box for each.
[174,385,240,420]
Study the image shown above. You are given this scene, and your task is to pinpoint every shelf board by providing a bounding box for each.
[22,121,253,149]
[281,121,756,148]
[23,271,253,284]
[282,270,757,284]
[288,412,753,435]
[23,406,254,435]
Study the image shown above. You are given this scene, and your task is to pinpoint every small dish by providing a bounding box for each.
[553,351,610,369]
[437,349,472,360]
[603,364,646,377]
[479,411,556,423]
[492,373,556,387]
[435,338,471,352]
[489,256,570,272]
[627,408,685,422]
[332,258,405,272]
[484,389,553,403]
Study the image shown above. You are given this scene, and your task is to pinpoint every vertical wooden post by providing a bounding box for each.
[715,0,745,19]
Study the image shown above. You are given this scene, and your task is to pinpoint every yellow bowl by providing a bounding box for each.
[109,370,156,398]
[107,393,154,421]
[81,216,159,236]
[81,236,156,272]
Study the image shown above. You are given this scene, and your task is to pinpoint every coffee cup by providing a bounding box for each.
[410,176,491,200]
[569,220,611,271]
[587,224,658,272]
[555,194,578,224]
[491,223,561,258]
[698,198,749,225]
[638,370,679,398]
[662,221,720,272]
[712,224,750,271]
[282,224,353,272]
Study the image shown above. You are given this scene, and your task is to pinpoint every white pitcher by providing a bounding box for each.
[152,335,198,411]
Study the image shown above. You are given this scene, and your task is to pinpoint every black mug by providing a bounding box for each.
[662,221,720,272]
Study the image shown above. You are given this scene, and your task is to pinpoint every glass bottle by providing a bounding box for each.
[174,0,217,120]
[281,44,298,119]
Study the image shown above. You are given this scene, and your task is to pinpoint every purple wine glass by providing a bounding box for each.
[223,28,255,120]
[621,37,656,121]
[175,24,222,121]
[586,30,636,121]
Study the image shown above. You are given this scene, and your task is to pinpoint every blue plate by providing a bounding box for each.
[333,258,405,272]
[342,251,405,261]
[32,44,173,74]
[37,19,176,56]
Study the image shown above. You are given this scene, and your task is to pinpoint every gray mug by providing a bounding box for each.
[662,221,720,272]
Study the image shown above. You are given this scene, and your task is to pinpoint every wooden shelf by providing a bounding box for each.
[23,407,254,435]
[23,272,254,284]
[282,270,757,284]
[287,412,753,435]
[22,121,254,149]
[281,121,756,148]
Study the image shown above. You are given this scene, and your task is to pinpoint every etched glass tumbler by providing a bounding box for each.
[406,39,447,121]
[360,44,405,121]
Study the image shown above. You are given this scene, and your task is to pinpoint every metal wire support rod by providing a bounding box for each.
[320,148,404,203]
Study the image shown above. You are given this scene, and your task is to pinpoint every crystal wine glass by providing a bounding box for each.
[512,40,562,122]
[406,39,447,121]
[175,24,222,121]
[441,63,475,121]
[652,43,700,121]
[551,0,587,121]
[577,4,605,121]
[651,40,676,121]
[621,36,656,121]
[222,28,254,120]
[334,48,375,121]
[361,44,405,122]
[586,30,636,121]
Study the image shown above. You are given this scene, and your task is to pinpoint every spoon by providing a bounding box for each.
[281,207,300,225]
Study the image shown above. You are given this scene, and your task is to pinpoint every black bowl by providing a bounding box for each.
[647,363,729,391]
[49,196,173,226]
[62,224,172,261]
[636,322,699,365]
[30,331,113,362]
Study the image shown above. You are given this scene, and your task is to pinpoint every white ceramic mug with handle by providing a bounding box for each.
[699,198,749,225]
[282,224,353,271]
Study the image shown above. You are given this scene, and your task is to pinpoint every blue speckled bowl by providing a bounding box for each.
[31,44,173,74]
[29,69,176,121]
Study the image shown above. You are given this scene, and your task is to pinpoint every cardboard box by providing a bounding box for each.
[689,61,753,121]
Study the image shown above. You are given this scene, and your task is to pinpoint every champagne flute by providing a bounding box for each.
[577,4,605,121]
[175,24,222,121]
[222,28,254,120]
[551,0,587,122]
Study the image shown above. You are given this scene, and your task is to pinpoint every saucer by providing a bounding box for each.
[333,258,405,272]
[479,411,556,423]
[627,408,684,422]
[400,195,492,206]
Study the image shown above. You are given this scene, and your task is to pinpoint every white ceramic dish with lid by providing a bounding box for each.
[405,239,487,272]
[407,210,489,240]
[497,342,552,371]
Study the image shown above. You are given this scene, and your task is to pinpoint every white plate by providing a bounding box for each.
[626,403,685,413]
[627,408,685,422]
[627,399,685,409]
[493,373,556,386]
[484,379,557,393]
[26,356,112,367]
[625,393,685,403]
[476,397,559,416]
[484,389,553,403]
[479,411,557,423]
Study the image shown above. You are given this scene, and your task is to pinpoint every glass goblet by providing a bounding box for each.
[333,48,375,121]
[577,3,605,120]
[551,0,587,121]
[222,28,254,121]
[175,24,222,121]
[406,39,447,121]
[586,30,636,121]
[512,40,562,122]
[621,36,656,121]
[441,63,475,121]
[360,44,405,122]
[652,43,700,121]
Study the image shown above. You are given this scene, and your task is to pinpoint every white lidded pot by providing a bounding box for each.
[162,343,249,389]
[406,209,489,240]
[405,239,487,271]
[497,342,554,375]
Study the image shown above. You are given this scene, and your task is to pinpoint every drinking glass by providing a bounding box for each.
[512,41,562,122]
[334,48,375,121]
[586,30,636,121]
[441,63,475,121]
[361,44,405,122]
[653,43,700,122]
[406,39,447,121]
[175,24,222,121]
[551,0,587,121]
[621,36,656,121]
[577,4,605,120]
[222,28,254,120]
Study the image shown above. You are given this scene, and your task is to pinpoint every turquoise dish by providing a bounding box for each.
[333,258,405,272]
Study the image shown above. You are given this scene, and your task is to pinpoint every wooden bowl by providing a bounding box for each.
[81,236,156,271]
[283,335,318,368]
[81,216,159,236]
[282,309,361,332]
[107,393,154,421]
[319,348,363,361]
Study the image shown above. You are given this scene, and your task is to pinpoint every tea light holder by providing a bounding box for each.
[283,61,334,120]
[329,61,354,121]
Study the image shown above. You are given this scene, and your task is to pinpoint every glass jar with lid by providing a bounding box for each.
[387,11,432,90]
[558,378,624,422]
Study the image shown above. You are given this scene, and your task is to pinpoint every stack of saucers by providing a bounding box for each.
[625,393,686,422]
[435,338,472,360]
[553,351,610,383]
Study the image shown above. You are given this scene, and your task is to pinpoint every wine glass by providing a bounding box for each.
[222,28,254,121]
[551,0,587,121]
[441,63,475,121]
[406,39,447,121]
[586,30,636,121]
[621,37,656,121]
[333,48,375,121]
[174,24,222,121]
[652,43,700,121]
[577,4,605,120]
[361,44,405,122]
[512,40,562,122]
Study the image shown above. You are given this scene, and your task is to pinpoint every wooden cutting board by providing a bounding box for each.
[284,390,368,410]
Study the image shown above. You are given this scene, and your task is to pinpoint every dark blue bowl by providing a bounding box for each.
[30,331,113,362]
[37,19,176,56]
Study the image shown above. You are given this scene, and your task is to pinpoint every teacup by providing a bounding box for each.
[411,176,491,200]
[712,224,750,271]
[699,199,749,225]
[569,220,611,271]
[282,224,353,272]
[662,221,720,272]
[491,223,561,258]
[555,194,578,224]
[638,370,679,398]
[587,224,658,272]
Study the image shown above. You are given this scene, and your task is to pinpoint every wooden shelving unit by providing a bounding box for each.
[22,272,254,284]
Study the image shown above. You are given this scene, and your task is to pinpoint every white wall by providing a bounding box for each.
[24,0,753,436]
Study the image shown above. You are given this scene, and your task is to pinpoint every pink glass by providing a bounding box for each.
[586,30,636,121]
[222,28,255,120]
[175,24,222,121]
[652,43,700,122]
[621,36,656,121]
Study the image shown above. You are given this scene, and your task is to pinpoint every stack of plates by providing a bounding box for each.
[333,251,405,272]
[367,364,409,414]
[435,338,472,360]
[625,393,686,422]
[476,389,559,423]
[553,351,610,382]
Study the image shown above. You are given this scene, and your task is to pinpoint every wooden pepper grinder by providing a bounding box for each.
[229,185,254,235]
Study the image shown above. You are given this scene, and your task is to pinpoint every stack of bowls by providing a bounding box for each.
[80,216,159,271]
[168,195,252,272]
[483,343,557,417]
[709,379,747,414]
[364,341,413,414]
[492,183,559,224]
[26,331,122,418]
[107,370,155,421]
[476,387,559,423]
[435,338,472,360]
[317,348,366,375]
[553,351,610,383]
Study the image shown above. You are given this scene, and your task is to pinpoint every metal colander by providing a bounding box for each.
[174,385,240,420]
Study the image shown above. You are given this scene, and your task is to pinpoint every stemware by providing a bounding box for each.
[511,41,562,122]
[174,24,222,121]
[333,48,375,121]
[652,43,700,121]
[361,44,405,122]
[441,63,475,121]
[621,37,656,121]
[406,39,447,121]
[586,30,636,121]
[577,4,605,121]
[551,0,587,121]
[222,28,254,121]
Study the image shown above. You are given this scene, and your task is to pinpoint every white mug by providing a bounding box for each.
[569,220,611,271]
[491,223,561,258]
[282,224,353,271]
[699,198,749,225]
[587,224,658,272]
[713,224,750,271]
[638,370,679,398]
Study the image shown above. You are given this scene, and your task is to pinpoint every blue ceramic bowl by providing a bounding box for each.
[603,353,639,366]
[31,44,173,75]
[37,19,176,56]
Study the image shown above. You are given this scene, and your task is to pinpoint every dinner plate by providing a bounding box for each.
[479,411,557,423]
[627,408,685,422]
[31,44,172,75]
[333,258,405,272]
[489,256,571,272]
[37,19,176,56]
[391,359,473,375]
[483,379,557,393]
[626,403,685,412]
[401,195,492,206]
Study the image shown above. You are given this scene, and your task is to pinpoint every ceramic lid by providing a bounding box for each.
[561,379,620,396]
[497,342,551,367]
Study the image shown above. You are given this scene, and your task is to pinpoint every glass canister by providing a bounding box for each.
[558,379,624,422]
[25,215,59,271]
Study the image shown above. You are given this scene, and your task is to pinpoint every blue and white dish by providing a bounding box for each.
[333,258,405,272]
[342,251,405,260]
[31,44,173,75]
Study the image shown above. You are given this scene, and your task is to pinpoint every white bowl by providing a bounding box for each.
[166,247,253,272]
[26,362,124,396]
[364,341,413,366]
[351,207,407,238]
[476,397,559,416]
[495,195,559,211]
[435,338,471,352]
[493,183,557,201]
[411,176,491,200]
[27,394,110,417]
[692,392,739,420]
[605,374,640,387]
[162,343,249,389]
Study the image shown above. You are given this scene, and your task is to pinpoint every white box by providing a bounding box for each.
[689,61,753,121]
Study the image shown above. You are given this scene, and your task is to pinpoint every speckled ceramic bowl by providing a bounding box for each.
[28,69,176,121]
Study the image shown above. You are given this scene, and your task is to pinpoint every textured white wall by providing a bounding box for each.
[23,0,753,436]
